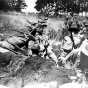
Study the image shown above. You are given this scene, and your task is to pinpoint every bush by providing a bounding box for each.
[0,0,26,11]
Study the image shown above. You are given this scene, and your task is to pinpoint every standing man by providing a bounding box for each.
[79,38,88,73]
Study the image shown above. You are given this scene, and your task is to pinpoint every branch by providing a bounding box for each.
[7,40,28,56]
[12,29,36,41]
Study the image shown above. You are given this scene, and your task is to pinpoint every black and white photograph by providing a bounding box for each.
[0,0,88,88]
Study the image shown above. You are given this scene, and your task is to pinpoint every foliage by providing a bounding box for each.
[35,0,88,16]
[0,0,27,11]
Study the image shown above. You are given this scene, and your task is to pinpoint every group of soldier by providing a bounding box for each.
[27,17,59,66]
[61,14,88,81]
[1,14,88,73]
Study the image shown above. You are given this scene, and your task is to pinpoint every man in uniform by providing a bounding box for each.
[79,38,88,73]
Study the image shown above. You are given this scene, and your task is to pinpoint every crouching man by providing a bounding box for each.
[43,41,59,67]
[28,40,59,67]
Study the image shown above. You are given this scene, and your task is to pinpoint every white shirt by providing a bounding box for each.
[80,39,88,56]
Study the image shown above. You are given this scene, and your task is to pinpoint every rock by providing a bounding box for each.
[23,81,57,88]
[59,81,88,88]
[0,85,9,88]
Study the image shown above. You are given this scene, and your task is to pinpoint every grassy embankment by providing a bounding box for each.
[0,11,76,88]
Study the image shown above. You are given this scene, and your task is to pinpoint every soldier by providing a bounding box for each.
[28,40,35,56]
[28,39,40,56]
[42,40,58,67]
[79,37,88,73]
[67,17,81,49]
[69,34,88,80]
[30,19,47,37]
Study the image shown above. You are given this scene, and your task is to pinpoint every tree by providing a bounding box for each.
[0,0,27,11]
[35,0,75,16]
[35,0,88,16]
[0,0,9,10]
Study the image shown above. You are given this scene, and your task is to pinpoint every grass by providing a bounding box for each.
[0,11,64,36]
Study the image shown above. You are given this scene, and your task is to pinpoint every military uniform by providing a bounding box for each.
[79,39,88,72]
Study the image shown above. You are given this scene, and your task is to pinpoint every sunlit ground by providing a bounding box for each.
[23,81,57,88]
